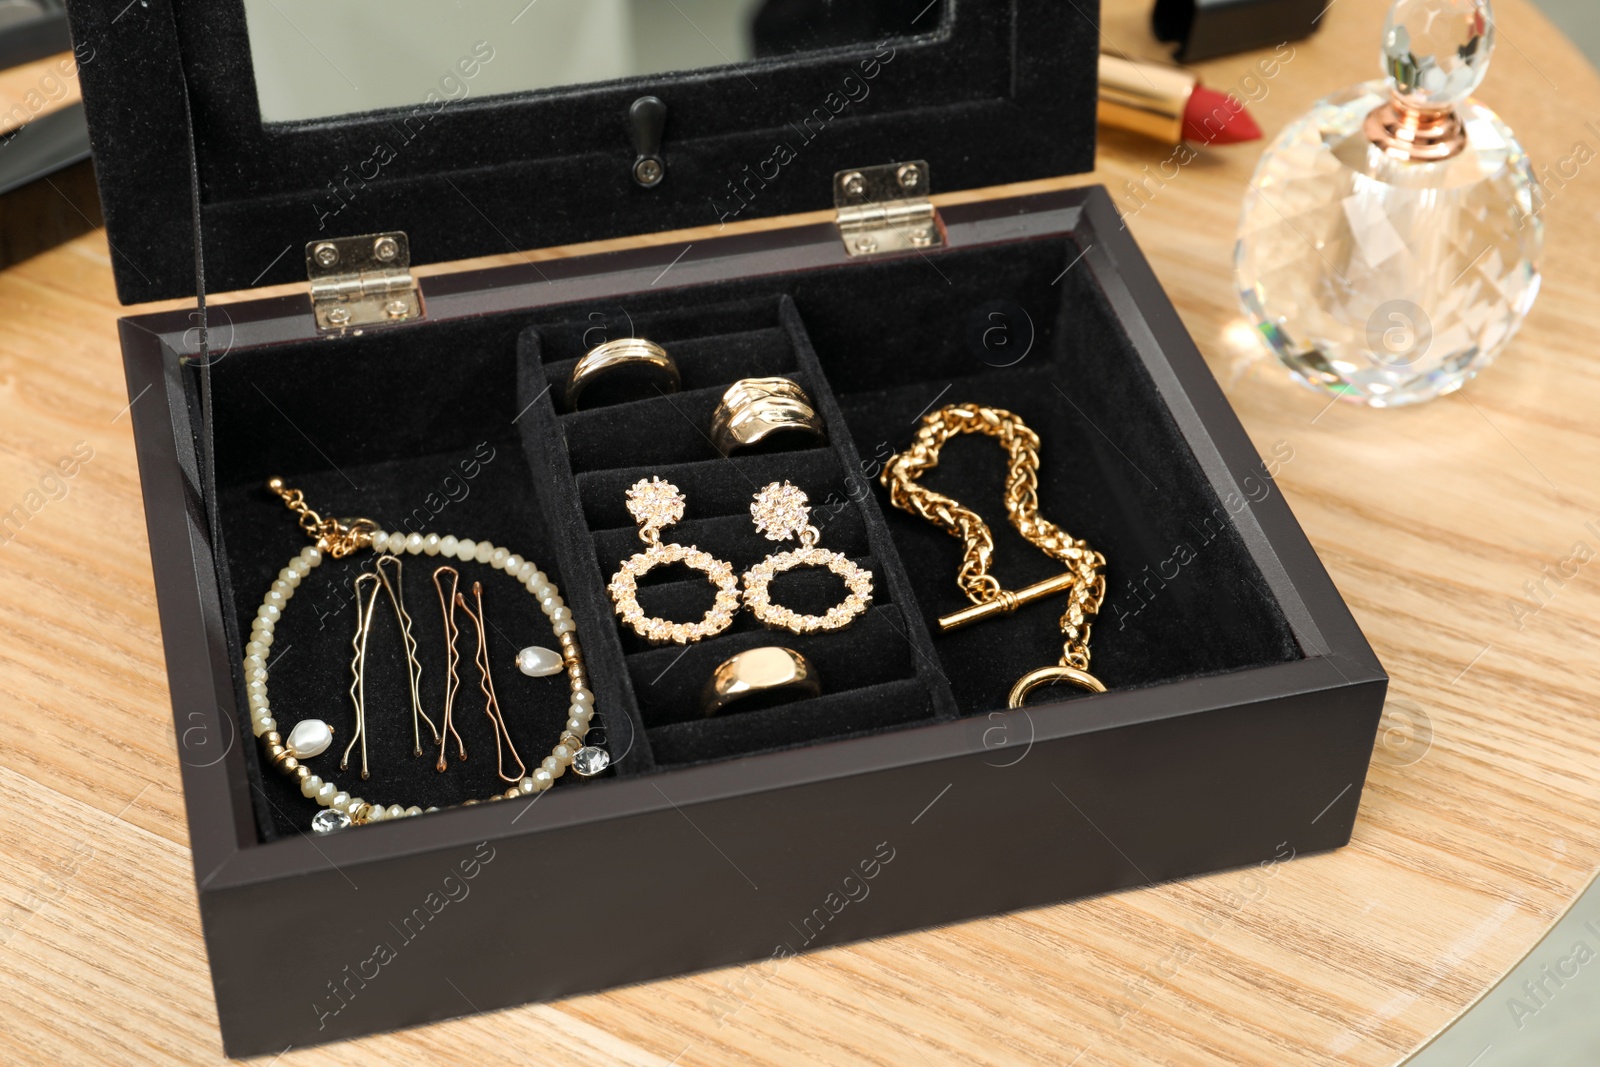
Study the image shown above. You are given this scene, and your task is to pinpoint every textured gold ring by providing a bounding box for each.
[701,646,819,717]
[566,338,680,410]
[709,376,825,455]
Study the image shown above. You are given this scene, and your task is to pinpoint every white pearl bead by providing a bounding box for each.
[248,692,268,709]
[286,718,334,759]
[533,768,554,789]
[302,547,322,566]
[405,806,422,817]
[518,777,536,795]
[552,744,573,761]
[423,533,442,556]
[300,775,323,798]
[252,717,276,737]
[245,642,267,659]
[566,717,588,736]
[516,646,564,677]
[405,533,424,554]
[264,590,286,610]
[542,757,565,777]
[549,608,571,626]
[539,592,562,612]
[491,547,510,569]
[332,792,351,812]
[245,654,265,671]
[473,541,494,564]
[367,805,385,822]
[531,582,553,601]
[387,804,405,819]
[279,567,300,586]
[514,561,534,581]
[553,618,575,635]
[317,782,338,805]
[455,539,476,562]
[440,535,459,557]
[287,559,310,578]
[572,688,594,707]
[570,704,593,723]
[504,554,523,574]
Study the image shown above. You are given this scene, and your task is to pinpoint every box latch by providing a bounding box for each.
[305,232,423,332]
[833,162,945,258]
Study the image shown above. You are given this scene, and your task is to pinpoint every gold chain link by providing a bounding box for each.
[267,478,377,559]
[880,404,1106,673]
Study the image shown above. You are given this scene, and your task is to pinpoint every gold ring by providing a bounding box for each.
[565,338,680,410]
[709,377,826,455]
[1007,665,1106,708]
[701,646,819,716]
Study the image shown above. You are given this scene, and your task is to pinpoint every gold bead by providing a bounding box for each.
[294,765,311,780]
[504,787,521,800]
[264,730,282,746]
[266,742,286,760]
[277,755,299,773]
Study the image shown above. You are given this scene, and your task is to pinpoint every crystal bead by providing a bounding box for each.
[311,809,351,834]
[571,746,611,777]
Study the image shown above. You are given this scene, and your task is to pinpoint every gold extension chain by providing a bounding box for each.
[881,404,1106,674]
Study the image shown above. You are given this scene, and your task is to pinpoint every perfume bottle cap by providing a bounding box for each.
[1382,0,1495,110]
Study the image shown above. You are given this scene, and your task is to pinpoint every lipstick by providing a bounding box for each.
[1098,54,1262,146]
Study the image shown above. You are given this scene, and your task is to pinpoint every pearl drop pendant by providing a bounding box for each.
[286,718,334,759]
[516,645,564,677]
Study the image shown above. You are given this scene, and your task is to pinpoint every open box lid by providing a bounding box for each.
[66,0,1100,306]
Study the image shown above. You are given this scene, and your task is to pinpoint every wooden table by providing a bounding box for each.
[4,0,1598,1062]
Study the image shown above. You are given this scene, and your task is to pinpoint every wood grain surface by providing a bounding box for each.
[3,0,1599,1062]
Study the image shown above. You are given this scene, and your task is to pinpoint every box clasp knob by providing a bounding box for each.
[629,96,667,188]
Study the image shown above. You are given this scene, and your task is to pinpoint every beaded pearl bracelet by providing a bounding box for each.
[250,479,610,833]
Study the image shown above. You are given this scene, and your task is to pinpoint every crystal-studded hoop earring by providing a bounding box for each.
[608,477,741,644]
[742,482,874,634]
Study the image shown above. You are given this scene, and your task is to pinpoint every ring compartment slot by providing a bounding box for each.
[575,449,839,528]
[560,371,820,472]
[645,680,939,767]
[625,605,921,729]
[520,293,957,769]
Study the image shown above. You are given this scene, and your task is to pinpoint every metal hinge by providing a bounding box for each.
[305,232,423,332]
[833,161,945,257]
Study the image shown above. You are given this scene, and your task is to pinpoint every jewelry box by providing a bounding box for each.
[69,0,1386,1053]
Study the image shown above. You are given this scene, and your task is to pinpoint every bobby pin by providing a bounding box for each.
[431,565,468,772]
[457,581,527,783]
[372,554,440,757]
[342,572,383,780]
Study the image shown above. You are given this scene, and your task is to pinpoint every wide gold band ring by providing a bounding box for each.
[701,646,819,717]
[1007,665,1106,709]
[709,376,826,455]
[565,338,680,410]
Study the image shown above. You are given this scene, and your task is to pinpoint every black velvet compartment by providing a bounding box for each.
[202,235,1300,842]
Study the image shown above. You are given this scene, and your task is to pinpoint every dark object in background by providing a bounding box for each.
[1152,0,1325,62]
[0,0,97,269]
[750,0,946,57]
[0,103,99,269]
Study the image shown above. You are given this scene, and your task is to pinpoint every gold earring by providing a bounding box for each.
[742,482,873,633]
[608,477,740,644]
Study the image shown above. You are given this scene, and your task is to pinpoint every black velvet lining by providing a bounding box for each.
[67,0,1101,301]
[200,235,1300,841]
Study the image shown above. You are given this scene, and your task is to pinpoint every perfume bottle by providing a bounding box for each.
[1235,0,1542,407]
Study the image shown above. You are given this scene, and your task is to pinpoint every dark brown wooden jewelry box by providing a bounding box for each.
[67,0,1386,1055]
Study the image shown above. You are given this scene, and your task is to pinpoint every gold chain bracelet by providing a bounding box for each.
[880,404,1108,706]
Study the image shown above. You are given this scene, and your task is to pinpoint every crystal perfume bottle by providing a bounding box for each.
[1235,0,1542,407]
